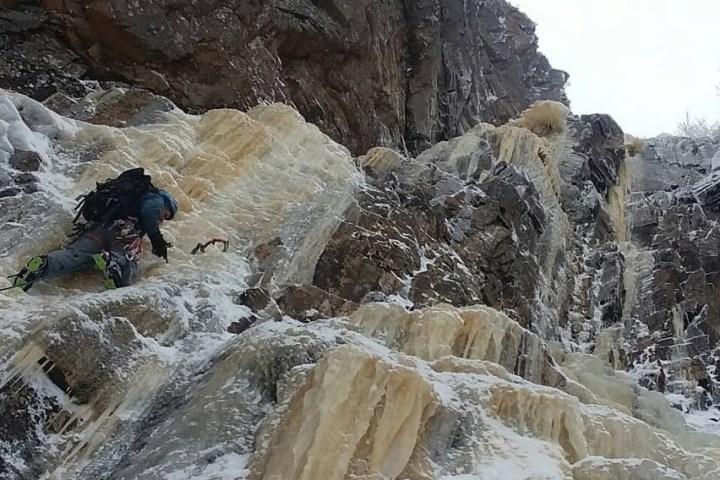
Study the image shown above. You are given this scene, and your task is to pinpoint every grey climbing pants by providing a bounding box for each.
[39,227,138,287]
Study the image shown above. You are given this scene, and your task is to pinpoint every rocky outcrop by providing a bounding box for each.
[0,1,91,100]
[275,284,358,322]
[622,135,720,407]
[1,0,567,155]
[555,114,629,348]
[568,114,626,199]
[311,106,631,342]
[561,114,626,238]
[43,88,177,127]
[2,149,42,198]
[312,144,550,327]
[634,135,719,192]
[401,0,568,152]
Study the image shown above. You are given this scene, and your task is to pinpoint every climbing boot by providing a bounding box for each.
[11,255,48,292]
[92,252,122,290]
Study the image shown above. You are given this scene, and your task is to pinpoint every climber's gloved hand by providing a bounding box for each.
[149,231,170,263]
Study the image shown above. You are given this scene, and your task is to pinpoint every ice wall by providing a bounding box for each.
[607,159,630,242]
[0,91,361,292]
[250,304,720,480]
[349,302,564,386]
[251,345,438,480]
[0,90,361,478]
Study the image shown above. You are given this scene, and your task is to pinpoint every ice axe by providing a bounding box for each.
[191,238,230,254]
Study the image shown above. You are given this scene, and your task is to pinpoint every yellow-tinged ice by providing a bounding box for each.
[251,345,438,480]
[349,302,559,386]
[0,91,363,476]
[607,157,631,242]
[490,383,588,462]
[0,94,361,291]
[68,103,361,286]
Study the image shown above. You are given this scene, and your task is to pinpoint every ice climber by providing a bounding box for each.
[10,168,178,291]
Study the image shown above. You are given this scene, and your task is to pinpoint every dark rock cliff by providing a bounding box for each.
[625,136,720,406]
[1,0,567,155]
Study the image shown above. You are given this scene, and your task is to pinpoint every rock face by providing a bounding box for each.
[1,0,567,155]
[0,1,91,99]
[307,103,720,419]
[624,137,720,406]
[634,135,719,193]
[313,151,549,325]
[312,106,628,341]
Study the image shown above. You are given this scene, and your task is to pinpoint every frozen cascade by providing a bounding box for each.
[0,91,719,480]
[607,158,630,243]
[0,92,361,292]
[492,123,572,340]
[0,90,360,478]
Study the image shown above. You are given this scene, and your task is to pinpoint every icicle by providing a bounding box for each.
[1,342,49,391]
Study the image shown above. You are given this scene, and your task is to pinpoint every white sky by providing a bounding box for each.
[509,0,720,137]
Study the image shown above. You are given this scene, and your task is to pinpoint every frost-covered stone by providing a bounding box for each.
[8,149,42,172]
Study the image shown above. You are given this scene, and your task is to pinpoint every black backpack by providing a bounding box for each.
[73,168,158,225]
